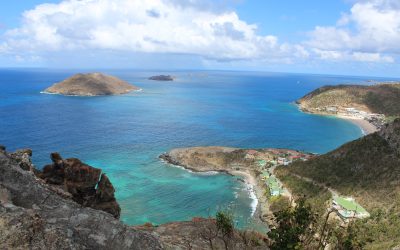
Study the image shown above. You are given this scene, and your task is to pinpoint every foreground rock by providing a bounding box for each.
[0,147,162,249]
[39,153,121,218]
[148,75,175,81]
[136,218,268,249]
[44,73,139,96]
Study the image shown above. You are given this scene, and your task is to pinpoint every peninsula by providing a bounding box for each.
[296,82,400,133]
[43,73,139,96]
[148,75,175,81]
[160,146,314,224]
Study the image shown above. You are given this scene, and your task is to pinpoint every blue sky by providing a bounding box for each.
[0,0,400,77]
[236,1,349,39]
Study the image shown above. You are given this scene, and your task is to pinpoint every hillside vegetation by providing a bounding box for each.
[297,83,400,116]
[276,119,400,249]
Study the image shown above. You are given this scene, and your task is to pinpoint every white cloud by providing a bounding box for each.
[308,0,400,62]
[0,0,306,62]
[2,0,399,67]
[313,49,394,63]
[352,52,394,62]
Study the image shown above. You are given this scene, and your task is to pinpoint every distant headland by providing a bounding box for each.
[296,82,400,133]
[43,73,139,96]
[148,75,175,81]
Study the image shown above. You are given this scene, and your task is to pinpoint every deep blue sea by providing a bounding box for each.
[0,69,394,230]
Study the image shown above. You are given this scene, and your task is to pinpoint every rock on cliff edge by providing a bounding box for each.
[0,146,162,249]
[39,152,121,218]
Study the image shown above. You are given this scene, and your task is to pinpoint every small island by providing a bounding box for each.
[43,73,140,96]
[148,75,175,81]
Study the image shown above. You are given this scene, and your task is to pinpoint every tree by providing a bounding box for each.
[332,222,365,250]
[268,198,316,249]
[216,211,234,250]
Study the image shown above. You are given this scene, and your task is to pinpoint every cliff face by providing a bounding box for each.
[0,147,162,249]
[44,73,139,96]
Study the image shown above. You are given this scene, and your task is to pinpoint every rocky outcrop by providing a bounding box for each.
[39,153,121,218]
[148,75,175,81]
[9,148,34,171]
[0,147,163,249]
[43,73,139,96]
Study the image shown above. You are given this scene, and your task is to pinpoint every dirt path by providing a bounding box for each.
[270,166,340,208]
[289,172,339,197]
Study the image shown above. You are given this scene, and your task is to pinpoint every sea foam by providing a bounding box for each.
[245,183,258,216]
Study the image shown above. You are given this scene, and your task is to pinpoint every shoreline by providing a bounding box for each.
[296,104,378,135]
[335,114,378,135]
[230,170,259,216]
[40,88,143,97]
[163,160,268,229]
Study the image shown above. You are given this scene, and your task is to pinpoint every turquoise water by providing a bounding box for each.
[1,69,389,229]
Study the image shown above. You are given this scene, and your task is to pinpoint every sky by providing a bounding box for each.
[0,0,400,77]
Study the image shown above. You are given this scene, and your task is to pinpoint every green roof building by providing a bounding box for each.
[257,160,267,167]
[267,176,283,196]
[333,196,369,219]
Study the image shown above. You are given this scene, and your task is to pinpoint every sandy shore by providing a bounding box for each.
[164,160,269,227]
[160,147,298,229]
[336,115,378,135]
[297,104,379,135]
[230,170,257,186]
[217,169,270,229]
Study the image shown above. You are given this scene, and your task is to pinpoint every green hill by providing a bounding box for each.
[297,83,400,116]
[276,119,400,249]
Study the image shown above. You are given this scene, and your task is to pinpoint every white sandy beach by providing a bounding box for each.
[336,115,378,135]
[230,170,260,216]
[231,170,257,186]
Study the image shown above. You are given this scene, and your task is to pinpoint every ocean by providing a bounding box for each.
[0,69,390,230]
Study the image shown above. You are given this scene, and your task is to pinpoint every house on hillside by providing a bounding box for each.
[332,196,370,220]
[257,159,267,168]
[266,176,283,196]
[326,106,338,113]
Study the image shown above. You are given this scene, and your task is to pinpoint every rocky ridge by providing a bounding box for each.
[0,146,162,249]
